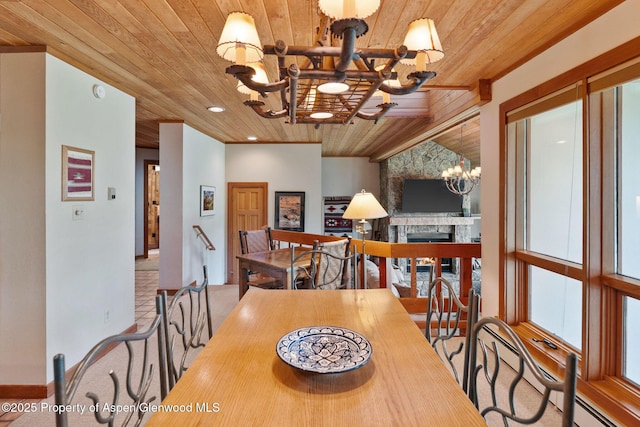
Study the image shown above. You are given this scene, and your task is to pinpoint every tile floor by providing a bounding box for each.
[0,257,159,425]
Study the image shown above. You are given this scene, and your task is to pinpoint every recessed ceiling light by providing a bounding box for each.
[207,106,225,113]
[247,136,258,141]
[556,139,567,144]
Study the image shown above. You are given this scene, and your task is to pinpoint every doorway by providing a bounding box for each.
[226,182,268,284]
[144,160,160,258]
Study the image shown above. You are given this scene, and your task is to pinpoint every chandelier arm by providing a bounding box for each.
[226,65,289,95]
[287,64,300,125]
[334,24,357,72]
[243,100,288,119]
[378,71,437,95]
[355,103,398,122]
[263,45,417,61]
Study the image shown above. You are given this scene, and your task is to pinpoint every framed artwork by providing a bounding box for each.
[62,145,95,201]
[200,185,216,216]
[274,191,305,231]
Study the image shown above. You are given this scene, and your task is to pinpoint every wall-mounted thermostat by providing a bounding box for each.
[108,187,116,200]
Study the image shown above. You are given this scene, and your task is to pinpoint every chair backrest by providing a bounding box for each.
[467,316,578,427]
[291,238,354,290]
[239,228,274,254]
[161,265,212,390]
[425,277,480,392]
[53,295,167,427]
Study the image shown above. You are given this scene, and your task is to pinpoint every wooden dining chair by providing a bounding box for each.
[53,295,167,427]
[238,228,281,289]
[160,265,213,390]
[291,238,355,290]
[467,316,578,427]
[425,278,480,392]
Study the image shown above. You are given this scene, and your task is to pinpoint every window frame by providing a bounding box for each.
[500,37,640,425]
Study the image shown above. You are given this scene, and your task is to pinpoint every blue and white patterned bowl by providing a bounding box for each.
[276,326,372,373]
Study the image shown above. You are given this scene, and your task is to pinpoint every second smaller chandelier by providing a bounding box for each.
[441,124,481,195]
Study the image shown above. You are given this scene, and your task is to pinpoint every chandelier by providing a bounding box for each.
[441,124,481,195]
[216,0,444,125]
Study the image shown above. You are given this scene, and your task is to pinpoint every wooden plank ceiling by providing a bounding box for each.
[0,0,623,165]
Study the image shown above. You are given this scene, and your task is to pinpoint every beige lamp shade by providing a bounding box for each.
[343,190,388,220]
[374,75,401,103]
[236,62,269,95]
[216,12,263,64]
[318,0,380,19]
[400,18,444,70]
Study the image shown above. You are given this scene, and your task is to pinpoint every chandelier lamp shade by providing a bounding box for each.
[441,125,481,195]
[318,0,381,19]
[216,12,263,65]
[236,62,269,101]
[401,18,445,71]
[216,1,444,125]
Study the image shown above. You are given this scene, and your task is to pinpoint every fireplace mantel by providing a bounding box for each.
[389,215,476,227]
[387,214,479,245]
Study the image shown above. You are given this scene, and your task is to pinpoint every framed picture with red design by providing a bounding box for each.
[62,145,95,201]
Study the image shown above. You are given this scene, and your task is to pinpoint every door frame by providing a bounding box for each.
[226,182,269,283]
[143,159,159,259]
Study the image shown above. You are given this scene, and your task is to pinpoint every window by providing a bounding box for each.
[502,51,640,423]
[624,295,640,385]
[618,80,640,280]
[618,80,640,385]
[506,86,584,350]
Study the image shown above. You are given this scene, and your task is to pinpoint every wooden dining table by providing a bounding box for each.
[237,246,312,299]
[146,289,487,426]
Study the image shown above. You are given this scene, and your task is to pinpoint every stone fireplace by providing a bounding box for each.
[376,139,481,296]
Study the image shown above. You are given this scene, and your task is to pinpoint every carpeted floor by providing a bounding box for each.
[8,284,239,427]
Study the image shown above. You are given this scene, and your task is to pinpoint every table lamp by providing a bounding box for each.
[343,189,388,288]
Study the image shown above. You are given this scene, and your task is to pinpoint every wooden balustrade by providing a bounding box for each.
[268,230,481,327]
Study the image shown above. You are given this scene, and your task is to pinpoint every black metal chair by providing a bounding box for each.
[425,277,480,392]
[467,316,578,427]
[291,238,355,289]
[53,295,167,427]
[160,265,213,390]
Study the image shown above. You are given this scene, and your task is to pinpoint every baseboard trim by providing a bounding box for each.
[0,384,49,399]
[0,322,138,399]
[157,281,197,296]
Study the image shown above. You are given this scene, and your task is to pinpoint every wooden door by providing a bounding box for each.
[144,160,160,256]
[226,183,268,284]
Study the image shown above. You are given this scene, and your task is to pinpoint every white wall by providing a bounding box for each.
[0,52,136,384]
[183,125,226,285]
[159,123,226,289]
[322,157,380,199]
[135,148,159,256]
[0,53,47,384]
[159,123,183,290]
[45,56,136,381]
[226,144,323,234]
[480,0,640,317]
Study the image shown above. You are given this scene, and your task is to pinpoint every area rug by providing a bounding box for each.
[323,196,353,236]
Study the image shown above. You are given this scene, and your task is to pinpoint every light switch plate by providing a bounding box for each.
[72,205,85,220]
